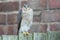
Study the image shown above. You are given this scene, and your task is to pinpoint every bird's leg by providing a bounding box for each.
[23,32,30,36]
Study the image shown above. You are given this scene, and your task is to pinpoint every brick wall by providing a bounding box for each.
[29,0,60,33]
[0,0,60,35]
[0,1,18,35]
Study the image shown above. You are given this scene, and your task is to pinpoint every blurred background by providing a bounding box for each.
[0,0,60,35]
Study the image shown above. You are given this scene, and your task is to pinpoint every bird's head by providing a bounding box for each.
[23,3,29,8]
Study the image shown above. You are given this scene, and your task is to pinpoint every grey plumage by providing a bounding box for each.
[18,3,33,33]
[17,9,22,32]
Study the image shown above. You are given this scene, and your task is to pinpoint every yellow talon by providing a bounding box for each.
[23,32,30,36]
[23,32,26,34]
[26,32,30,35]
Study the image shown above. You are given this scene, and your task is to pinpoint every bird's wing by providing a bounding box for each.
[17,9,22,31]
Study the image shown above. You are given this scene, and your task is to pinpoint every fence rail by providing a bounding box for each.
[0,31,60,40]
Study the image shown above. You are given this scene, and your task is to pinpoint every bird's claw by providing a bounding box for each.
[23,32,30,36]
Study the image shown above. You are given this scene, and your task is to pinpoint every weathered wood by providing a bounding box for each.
[1,32,60,40]
[0,36,2,40]
[19,33,32,40]
[48,31,60,40]
[34,33,47,40]
[2,35,18,40]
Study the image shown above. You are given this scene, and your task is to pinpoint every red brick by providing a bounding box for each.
[0,2,19,12]
[48,0,60,9]
[3,25,18,35]
[7,14,18,24]
[50,24,60,31]
[0,25,4,35]
[41,10,60,22]
[29,24,47,33]
[7,26,13,35]
[13,25,18,35]
[29,0,46,10]
[33,15,41,22]
[40,0,47,9]
[0,14,6,24]
[40,24,47,32]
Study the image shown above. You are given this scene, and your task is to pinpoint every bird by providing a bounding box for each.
[18,3,33,36]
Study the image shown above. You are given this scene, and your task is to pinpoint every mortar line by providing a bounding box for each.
[33,22,60,24]
[0,1,18,3]
[47,24,51,32]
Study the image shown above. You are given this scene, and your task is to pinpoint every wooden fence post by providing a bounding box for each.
[34,33,47,40]
[48,31,60,40]
[19,33,32,40]
[2,35,18,40]
[0,36,2,40]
